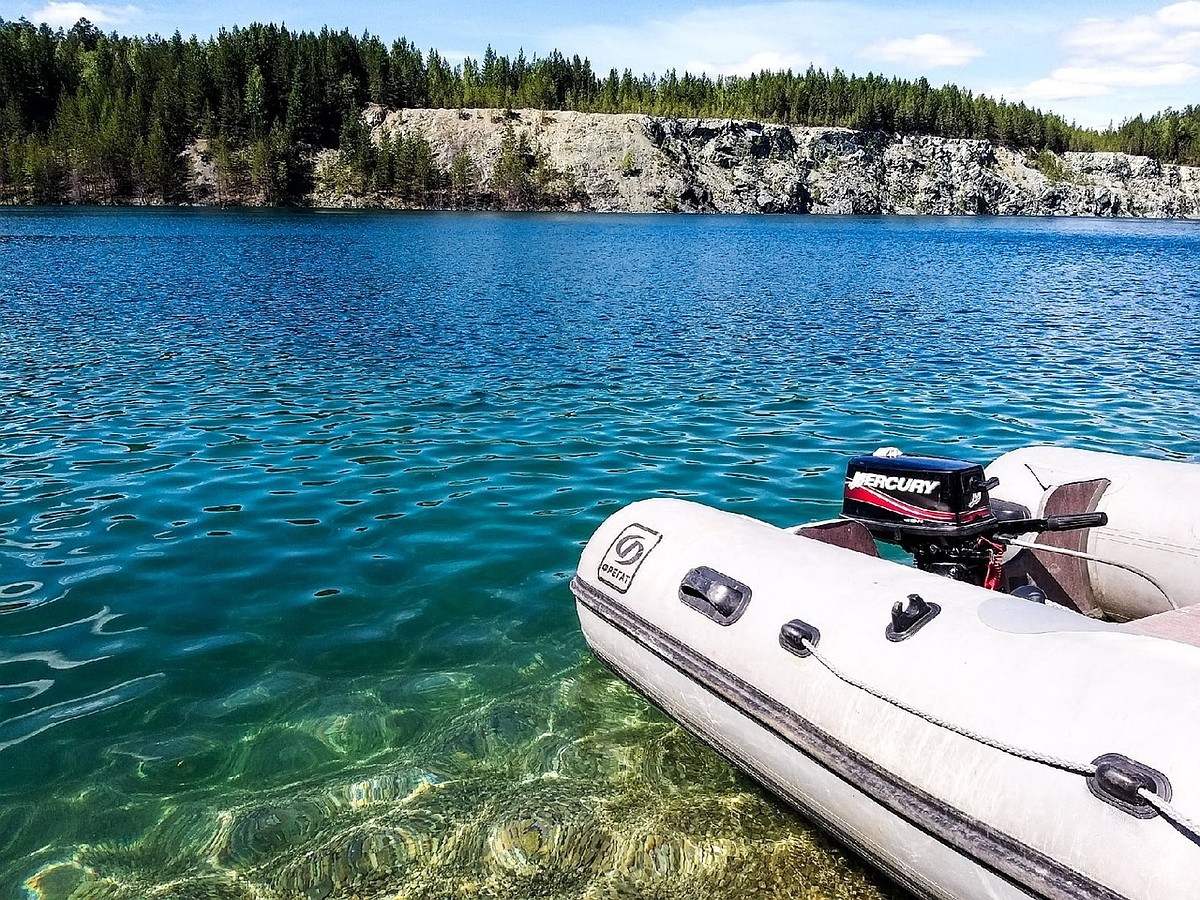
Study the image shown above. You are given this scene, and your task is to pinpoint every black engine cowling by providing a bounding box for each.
[841,450,997,544]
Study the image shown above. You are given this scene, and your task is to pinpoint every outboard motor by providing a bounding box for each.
[841,448,1108,591]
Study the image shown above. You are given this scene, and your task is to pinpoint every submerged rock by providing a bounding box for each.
[23,665,901,900]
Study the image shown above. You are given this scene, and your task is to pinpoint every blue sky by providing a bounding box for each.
[3,0,1199,129]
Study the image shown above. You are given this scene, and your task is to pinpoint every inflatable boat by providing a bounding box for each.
[570,446,1200,900]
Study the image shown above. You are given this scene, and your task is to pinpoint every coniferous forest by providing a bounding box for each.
[2,16,1199,206]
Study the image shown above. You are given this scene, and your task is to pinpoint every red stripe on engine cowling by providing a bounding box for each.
[845,487,988,524]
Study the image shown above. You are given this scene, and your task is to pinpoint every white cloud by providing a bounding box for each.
[860,33,983,69]
[1063,19,1163,58]
[550,2,853,78]
[28,1,140,28]
[1161,29,1200,55]
[1009,2,1200,114]
[1017,77,1113,103]
[1157,1,1200,28]
[552,3,1011,83]
[687,50,815,77]
[1054,62,1200,89]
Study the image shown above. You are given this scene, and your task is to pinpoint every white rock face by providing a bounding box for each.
[375,107,1200,217]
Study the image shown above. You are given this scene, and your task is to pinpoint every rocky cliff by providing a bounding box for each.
[365,107,1200,217]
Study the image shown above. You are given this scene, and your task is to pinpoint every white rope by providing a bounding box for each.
[1139,788,1200,844]
[799,635,1200,843]
[800,635,1098,774]
[1006,538,1172,605]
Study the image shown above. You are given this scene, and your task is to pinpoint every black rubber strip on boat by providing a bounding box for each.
[571,575,1130,900]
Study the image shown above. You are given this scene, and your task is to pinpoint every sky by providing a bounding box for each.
[3,0,1199,129]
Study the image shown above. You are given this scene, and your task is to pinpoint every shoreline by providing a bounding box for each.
[4,110,1200,218]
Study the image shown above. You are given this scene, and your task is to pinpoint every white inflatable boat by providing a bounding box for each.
[571,446,1200,900]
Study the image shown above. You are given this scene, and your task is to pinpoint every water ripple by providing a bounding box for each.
[0,673,165,751]
[2,210,1199,898]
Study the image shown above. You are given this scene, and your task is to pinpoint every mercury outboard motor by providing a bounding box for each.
[841,448,1107,590]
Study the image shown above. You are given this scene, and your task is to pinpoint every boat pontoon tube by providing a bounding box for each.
[986,447,1200,620]
[571,497,1200,900]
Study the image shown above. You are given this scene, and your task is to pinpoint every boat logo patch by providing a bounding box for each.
[598,523,662,594]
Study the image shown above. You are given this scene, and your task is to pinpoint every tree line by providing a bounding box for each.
[2,16,1198,206]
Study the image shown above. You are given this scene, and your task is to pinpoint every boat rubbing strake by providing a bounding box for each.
[571,446,1200,900]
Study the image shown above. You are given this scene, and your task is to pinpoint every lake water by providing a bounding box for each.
[2,209,1199,899]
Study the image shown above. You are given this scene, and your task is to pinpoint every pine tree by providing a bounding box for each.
[448,145,478,208]
[492,123,541,209]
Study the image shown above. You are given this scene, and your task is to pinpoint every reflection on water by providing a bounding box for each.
[2,210,1200,898]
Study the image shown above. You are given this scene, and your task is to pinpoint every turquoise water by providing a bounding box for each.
[2,209,1199,899]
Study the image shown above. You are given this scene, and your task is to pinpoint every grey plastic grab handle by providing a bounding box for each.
[679,566,752,625]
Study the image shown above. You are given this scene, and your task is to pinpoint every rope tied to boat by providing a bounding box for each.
[797,635,1097,775]
[798,635,1200,846]
[1138,788,1200,843]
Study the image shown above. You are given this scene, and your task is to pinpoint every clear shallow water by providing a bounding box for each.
[2,209,1199,899]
